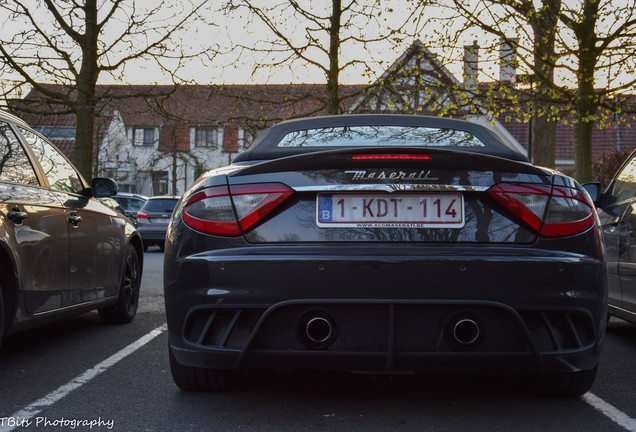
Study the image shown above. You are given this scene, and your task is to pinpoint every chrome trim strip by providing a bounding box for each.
[609,304,636,318]
[293,184,489,192]
[30,295,119,316]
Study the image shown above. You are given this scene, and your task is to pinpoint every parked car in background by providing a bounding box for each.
[136,196,180,251]
[164,114,606,396]
[112,192,148,219]
[0,110,144,350]
[586,150,636,325]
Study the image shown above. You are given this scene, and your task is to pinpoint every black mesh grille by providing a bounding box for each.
[393,305,528,352]
[183,308,265,349]
[250,303,528,353]
[518,310,595,352]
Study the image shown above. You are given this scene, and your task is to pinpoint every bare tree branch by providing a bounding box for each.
[0,0,217,179]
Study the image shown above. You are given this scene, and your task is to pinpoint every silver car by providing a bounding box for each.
[136,196,180,251]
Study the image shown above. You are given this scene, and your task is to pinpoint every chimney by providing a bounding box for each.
[499,38,518,83]
[463,41,479,87]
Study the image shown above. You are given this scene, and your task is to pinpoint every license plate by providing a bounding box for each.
[317,193,464,228]
[153,218,170,224]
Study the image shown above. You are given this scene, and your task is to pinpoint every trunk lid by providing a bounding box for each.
[227,148,551,244]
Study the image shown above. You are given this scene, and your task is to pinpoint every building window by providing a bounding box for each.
[132,127,156,146]
[194,127,218,148]
[118,184,136,193]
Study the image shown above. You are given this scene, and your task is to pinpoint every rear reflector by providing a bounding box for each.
[352,154,431,161]
[182,183,293,236]
[488,183,595,238]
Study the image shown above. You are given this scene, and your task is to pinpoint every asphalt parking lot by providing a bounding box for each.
[0,249,635,432]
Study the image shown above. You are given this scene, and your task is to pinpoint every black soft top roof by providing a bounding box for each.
[233,114,529,163]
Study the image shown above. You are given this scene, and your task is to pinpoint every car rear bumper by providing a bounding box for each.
[137,228,167,241]
[164,245,607,374]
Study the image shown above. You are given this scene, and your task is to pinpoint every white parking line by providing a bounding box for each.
[582,393,636,432]
[0,324,167,432]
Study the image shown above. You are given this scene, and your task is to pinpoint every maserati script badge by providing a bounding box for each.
[345,169,440,181]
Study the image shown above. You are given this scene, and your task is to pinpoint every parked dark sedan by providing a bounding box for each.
[0,111,144,349]
[164,115,607,396]
[587,150,636,325]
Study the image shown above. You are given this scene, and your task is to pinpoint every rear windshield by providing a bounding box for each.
[143,199,178,212]
[277,126,485,148]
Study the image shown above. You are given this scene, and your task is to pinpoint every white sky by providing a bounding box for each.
[0,0,634,92]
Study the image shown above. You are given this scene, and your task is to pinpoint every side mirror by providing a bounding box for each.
[92,177,119,198]
[583,182,602,205]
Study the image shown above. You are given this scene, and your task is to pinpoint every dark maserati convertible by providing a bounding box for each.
[164,115,607,396]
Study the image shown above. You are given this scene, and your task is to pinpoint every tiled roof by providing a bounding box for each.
[9,83,636,165]
[10,83,366,156]
[498,112,636,162]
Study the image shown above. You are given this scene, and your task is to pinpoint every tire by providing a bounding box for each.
[524,366,598,397]
[99,245,141,324]
[168,344,240,392]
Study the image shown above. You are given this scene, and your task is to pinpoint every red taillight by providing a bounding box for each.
[182,183,293,236]
[231,184,294,232]
[182,185,241,236]
[488,183,595,238]
[136,211,149,220]
[352,154,430,161]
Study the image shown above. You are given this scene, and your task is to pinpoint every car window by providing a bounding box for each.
[115,196,147,211]
[277,126,485,148]
[143,199,179,212]
[113,197,128,207]
[18,127,85,194]
[606,155,636,206]
[130,198,146,212]
[0,122,39,185]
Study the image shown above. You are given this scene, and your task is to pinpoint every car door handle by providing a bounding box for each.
[68,214,82,227]
[7,209,28,224]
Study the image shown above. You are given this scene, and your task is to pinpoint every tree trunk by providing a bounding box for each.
[73,0,99,181]
[326,0,342,115]
[532,114,557,168]
[529,0,560,169]
[74,96,96,182]
[574,119,593,182]
[572,0,599,183]
[172,149,178,196]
